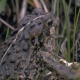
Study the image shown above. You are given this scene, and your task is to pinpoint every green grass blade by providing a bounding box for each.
[73,7,80,62]
[62,0,70,62]
[5,27,9,39]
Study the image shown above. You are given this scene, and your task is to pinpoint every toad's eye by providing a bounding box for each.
[47,19,53,26]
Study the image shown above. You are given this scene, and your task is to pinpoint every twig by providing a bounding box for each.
[0,18,15,30]
[18,0,27,23]
[33,0,42,8]
[40,0,48,12]
[43,71,52,79]
[27,0,35,7]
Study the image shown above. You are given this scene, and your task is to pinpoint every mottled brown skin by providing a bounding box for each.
[0,8,59,80]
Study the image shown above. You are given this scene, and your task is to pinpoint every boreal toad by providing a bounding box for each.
[0,8,69,80]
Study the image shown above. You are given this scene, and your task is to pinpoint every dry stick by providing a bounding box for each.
[33,0,42,8]
[0,18,15,30]
[40,0,48,12]
[18,0,27,23]
[27,0,35,7]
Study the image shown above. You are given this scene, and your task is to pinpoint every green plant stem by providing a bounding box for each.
[73,7,80,62]
[62,0,70,62]
[5,27,9,39]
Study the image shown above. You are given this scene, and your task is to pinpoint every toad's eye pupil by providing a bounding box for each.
[47,19,53,26]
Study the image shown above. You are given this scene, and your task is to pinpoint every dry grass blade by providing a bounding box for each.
[33,0,42,8]
[40,0,48,12]
[18,0,27,23]
[0,17,15,30]
[27,0,35,7]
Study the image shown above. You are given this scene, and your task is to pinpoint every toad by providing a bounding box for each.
[0,8,74,80]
